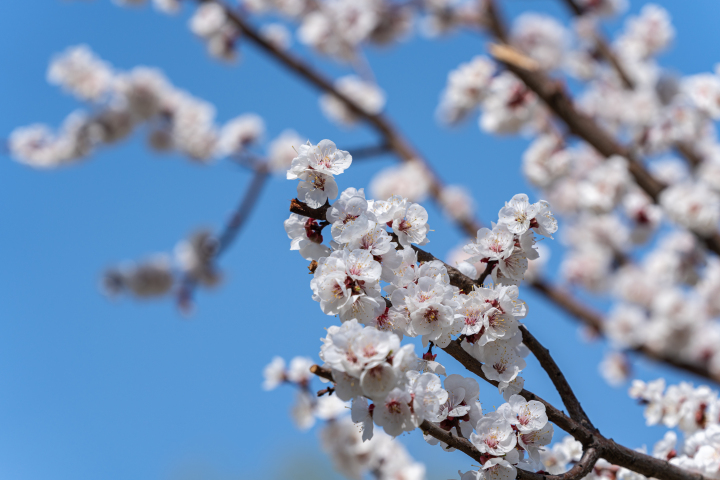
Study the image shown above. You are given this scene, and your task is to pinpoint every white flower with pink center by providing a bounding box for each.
[392,203,430,247]
[456,295,491,336]
[480,336,527,383]
[493,248,529,287]
[327,188,376,243]
[343,249,382,284]
[404,277,456,339]
[350,396,374,442]
[287,139,352,178]
[349,326,399,369]
[344,222,394,257]
[518,423,554,462]
[373,387,415,436]
[464,225,514,263]
[319,319,364,377]
[478,457,518,480]
[498,394,548,433]
[498,193,537,235]
[470,411,516,455]
[359,361,398,401]
[409,371,448,422]
[296,170,339,208]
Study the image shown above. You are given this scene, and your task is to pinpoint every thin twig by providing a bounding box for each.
[346,142,392,160]
[217,166,269,257]
[477,261,496,286]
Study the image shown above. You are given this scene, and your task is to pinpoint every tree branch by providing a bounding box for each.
[440,337,595,443]
[345,142,392,160]
[217,166,269,256]
[519,326,593,429]
[481,0,720,385]
[290,198,331,221]
[420,421,601,480]
[486,3,720,256]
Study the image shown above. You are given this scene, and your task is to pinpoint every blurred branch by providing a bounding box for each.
[558,0,634,89]
[178,166,269,310]
[217,166,269,256]
[345,142,392,160]
[197,0,480,236]
[557,0,705,167]
[480,0,720,384]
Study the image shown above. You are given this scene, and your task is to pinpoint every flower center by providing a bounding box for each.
[424,307,439,323]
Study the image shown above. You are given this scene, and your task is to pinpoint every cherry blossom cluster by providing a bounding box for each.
[103,230,220,300]
[460,193,557,284]
[8,45,278,168]
[102,0,720,393]
[19,1,720,479]
[275,139,563,478]
[430,2,720,385]
[263,355,427,479]
[287,139,353,208]
[241,0,486,60]
[110,0,487,64]
[263,356,346,430]
[188,2,241,61]
[284,139,559,396]
[630,379,720,478]
[537,436,644,480]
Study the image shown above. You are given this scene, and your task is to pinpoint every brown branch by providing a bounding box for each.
[440,337,596,444]
[484,0,720,385]
[289,198,330,220]
[477,260,496,286]
[421,421,600,480]
[558,0,634,89]
[603,442,709,480]
[439,330,712,480]
[198,0,486,245]
[519,326,593,428]
[309,364,334,382]
[486,0,720,259]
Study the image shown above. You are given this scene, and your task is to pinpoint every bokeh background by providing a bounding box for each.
[1,1,719,479]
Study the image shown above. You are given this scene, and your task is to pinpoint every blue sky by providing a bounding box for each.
[2,1,720,479]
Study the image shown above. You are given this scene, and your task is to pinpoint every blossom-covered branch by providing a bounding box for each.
[279,140,712,480]
[484,0,720,255]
